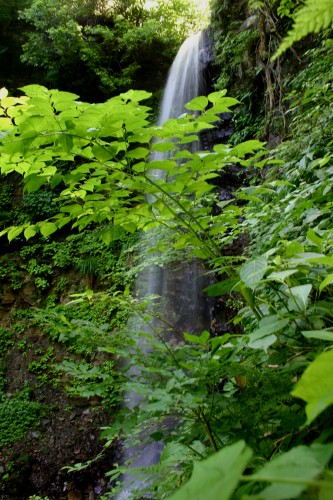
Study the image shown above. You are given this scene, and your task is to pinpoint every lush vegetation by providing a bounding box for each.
[0,0,333,498]
[1,0,208,101]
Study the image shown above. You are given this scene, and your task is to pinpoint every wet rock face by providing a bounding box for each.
[1,340,117,499]
[0,267,119,499]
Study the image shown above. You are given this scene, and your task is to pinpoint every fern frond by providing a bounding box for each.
[272,0,333,60]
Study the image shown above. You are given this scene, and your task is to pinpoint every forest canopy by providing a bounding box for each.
[0,0,209,100]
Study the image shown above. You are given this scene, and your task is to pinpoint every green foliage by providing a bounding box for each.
[56,359,120,405]
[0,60,332,498]
[214,28,259,92]
[0,258,24,291]
[292,349,333,426]
[0,395,45,448]
[168,441,252,500]
[0,327,13,357]
[169,440,333,499]
[0,85,262,259]
[22,190,59,222]
[28,347,61,387]
[0,327,13,393]
[0,180,16,224]
[18,0,206,98]
[211,10,264,142]
[273,0,333,59]
[276,0,302,19]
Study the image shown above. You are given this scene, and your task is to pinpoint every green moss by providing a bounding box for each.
[0,397,45,448]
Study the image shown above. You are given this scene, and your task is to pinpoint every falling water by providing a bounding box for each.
[158,31,205,124]
[148,30,209,334]
[115,31,210,498]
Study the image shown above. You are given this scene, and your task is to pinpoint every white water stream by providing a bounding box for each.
[115,31,210,499]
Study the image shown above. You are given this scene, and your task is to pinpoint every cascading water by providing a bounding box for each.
[115,31,210,498]
[158,31,205,125]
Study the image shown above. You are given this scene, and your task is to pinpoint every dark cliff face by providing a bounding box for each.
[208,0,304,145]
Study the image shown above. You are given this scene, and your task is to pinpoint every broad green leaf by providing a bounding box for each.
[19,84,49,97]
[240,255,268,288]
[288,284,312,311]
[57,133,73,153]
[120,89,151,102]
[319,274,333,293]
[207,90,227,102]
[151,141,175,152]
[236,191,263,203]
[204,277,240,297]
[39,222,58,238]
[184,330,210,345]
[292,349,333,425]
[168,440,252,500]
[251,443,333,499]
[24,225,38,240]
[159,442,189,466]
[231,140,265,158]
[307,228,323,250]
[50,89,79,110]
[211,334,232,353]
[285,240,304,257]
[240,285,255,308]
[101,226,124,245]
[302,330,333,341]
[248,333,277,352]
[122,222,137,233]
[309,256,333,266]
[126,147,150,159]
[185,96,209,111]
[0,117,12,130]
[179,135,198,144]
[266,270,298,282]
[216,199,235,209]
[8,225,24,242]
[1,96,20,108]
[24,174,47,194]
[248,316,288,351]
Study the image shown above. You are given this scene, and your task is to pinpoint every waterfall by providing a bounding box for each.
[158,31,205,124]
[115,31,210,499]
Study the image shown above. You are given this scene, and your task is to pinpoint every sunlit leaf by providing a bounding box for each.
[39,222,58,237]
[208,90,227,102]
[24,225,38,240]
[151,141,175,152]
[126,147,150,159]
[292,349,333,425]
[8,225,24,242]
[168,440,252,500]
[319,274,333,293]
[185,96,209,111]
[120,89,152,102]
